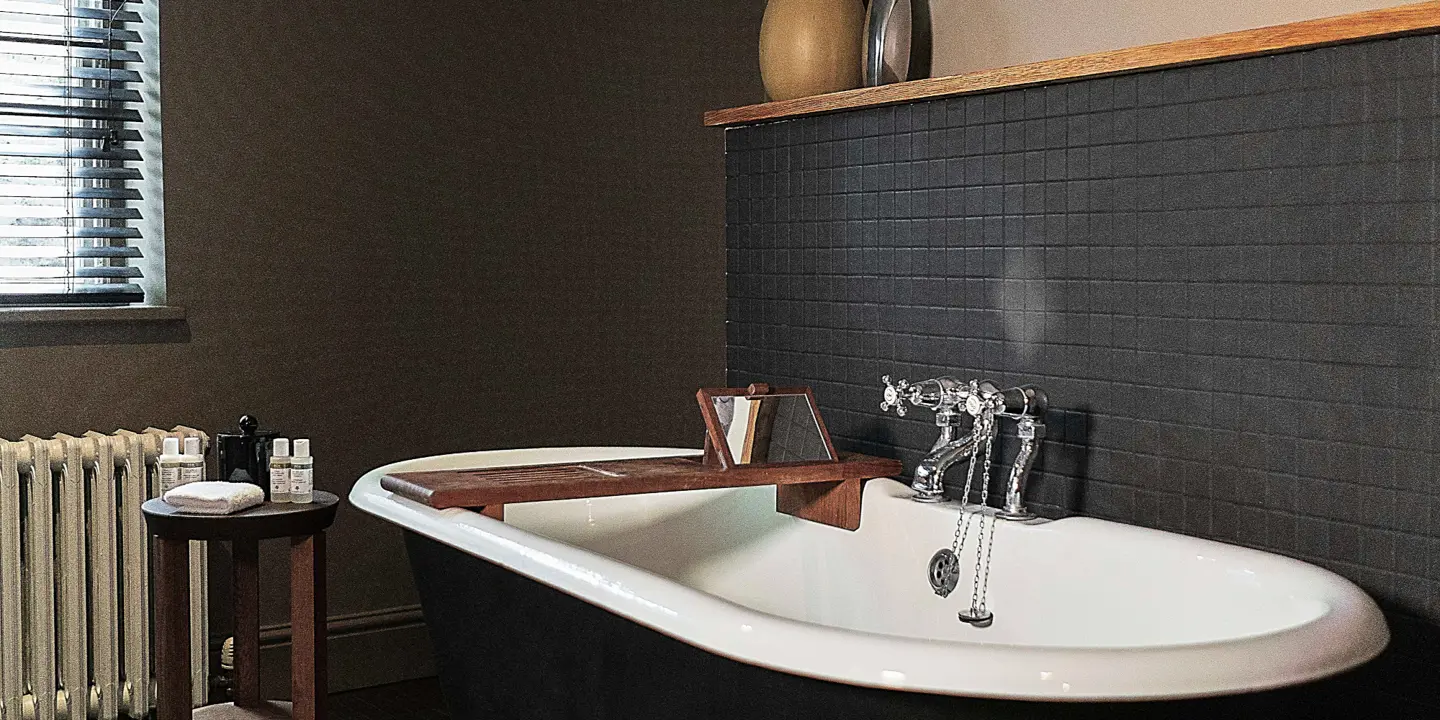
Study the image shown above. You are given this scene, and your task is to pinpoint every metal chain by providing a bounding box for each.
[950,435,977,552]
[950,406,991,553]
[931,385,1004,622]
[967,406,997,615]
[976,501,999,613]
[950,505,968,553]
[978,405,996,507]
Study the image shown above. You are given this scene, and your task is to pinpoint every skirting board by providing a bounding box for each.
[229,604,437,694]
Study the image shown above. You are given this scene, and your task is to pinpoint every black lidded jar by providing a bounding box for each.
[216,415,281,500]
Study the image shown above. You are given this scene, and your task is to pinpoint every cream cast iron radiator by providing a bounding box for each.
[0,427,210,720]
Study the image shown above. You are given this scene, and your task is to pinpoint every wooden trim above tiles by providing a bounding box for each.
[703,1,1440,127]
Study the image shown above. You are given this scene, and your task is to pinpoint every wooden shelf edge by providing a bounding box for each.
[704,0,1440,127]
[0,304,185,325]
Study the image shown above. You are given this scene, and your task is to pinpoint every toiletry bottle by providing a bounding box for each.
[180,436,205,488]
[290,439,313,504]
[158,436,183,496]
[269,438,292,503]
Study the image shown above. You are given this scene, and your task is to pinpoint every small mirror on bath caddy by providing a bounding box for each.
[697,384,837,469]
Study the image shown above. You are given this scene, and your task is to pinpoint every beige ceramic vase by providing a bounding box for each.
[759,0,864,101]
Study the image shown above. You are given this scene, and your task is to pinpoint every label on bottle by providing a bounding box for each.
[159,465,181,494]
[291,466,312,496]
[270,466,290,497]
[180,464,203,487]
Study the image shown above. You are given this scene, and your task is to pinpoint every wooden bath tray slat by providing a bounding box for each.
[380,452,903,530]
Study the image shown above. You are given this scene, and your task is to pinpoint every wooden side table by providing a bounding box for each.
[143,492,340,720]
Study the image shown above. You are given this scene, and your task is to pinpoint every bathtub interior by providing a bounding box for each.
[499,478,1329,649]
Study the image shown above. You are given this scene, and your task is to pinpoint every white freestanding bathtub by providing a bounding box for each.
[352,447,1388,712]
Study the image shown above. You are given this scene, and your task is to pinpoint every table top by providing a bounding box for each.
[142,491,339,540]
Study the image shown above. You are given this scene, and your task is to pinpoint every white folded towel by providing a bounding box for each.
[163,481,265,515]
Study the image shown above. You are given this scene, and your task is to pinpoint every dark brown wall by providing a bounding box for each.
[0,0,763,690]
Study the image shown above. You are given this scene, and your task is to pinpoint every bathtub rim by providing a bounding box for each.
[351,445,1390,701]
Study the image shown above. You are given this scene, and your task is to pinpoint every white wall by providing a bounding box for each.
[931,0,1416,77]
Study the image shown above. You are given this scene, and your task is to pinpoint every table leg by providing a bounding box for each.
[291,532,327,720]
[232,538,261,707]
[154,537,191,720]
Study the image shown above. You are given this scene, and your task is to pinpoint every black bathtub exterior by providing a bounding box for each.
[406,531,1404,720]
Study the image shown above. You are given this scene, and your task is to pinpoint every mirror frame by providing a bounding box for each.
[696,383,839,470]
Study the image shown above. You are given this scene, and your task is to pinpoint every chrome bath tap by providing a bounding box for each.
[881,376,984,503]
[880,376,1047,518]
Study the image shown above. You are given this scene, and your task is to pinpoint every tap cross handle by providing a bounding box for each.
[879,375,912,416]
[881,376,968,416]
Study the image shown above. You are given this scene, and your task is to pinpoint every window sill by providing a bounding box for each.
[0,305,186,325]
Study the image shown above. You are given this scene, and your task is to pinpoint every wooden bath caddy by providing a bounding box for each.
[381,452,899,530]
[380,384,903,530]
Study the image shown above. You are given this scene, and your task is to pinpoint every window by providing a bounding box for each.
[0,1,149,307]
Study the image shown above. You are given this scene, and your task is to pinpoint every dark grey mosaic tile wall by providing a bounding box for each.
[725,34,1440,712]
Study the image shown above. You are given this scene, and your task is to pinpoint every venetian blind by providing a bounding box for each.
[0,0,145,306]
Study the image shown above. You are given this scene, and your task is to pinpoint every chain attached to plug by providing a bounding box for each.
[918,380,1001,627]
[885,375,1049,627]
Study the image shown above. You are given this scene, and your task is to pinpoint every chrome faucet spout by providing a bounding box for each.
[997,416,1045,520]
[912,432,982,503]
[929,423,955,454]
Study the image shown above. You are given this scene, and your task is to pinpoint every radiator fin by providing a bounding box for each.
[115,429,150,719]
[83,433,120,720]
[1,441,24,720]
[53,436,87,720]
[22,435,58,720]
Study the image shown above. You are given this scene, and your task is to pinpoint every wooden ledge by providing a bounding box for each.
[0,304,185,325]
[704,1,1440,127]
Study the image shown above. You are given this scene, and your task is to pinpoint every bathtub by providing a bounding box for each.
[352,447,1389,719]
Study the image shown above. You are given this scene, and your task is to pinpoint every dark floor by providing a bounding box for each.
[330,677,449,720]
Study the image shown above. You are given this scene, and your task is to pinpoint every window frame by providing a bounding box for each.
[0,0,170,318]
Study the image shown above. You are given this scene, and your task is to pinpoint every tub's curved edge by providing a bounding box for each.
[351,446,1391,702]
